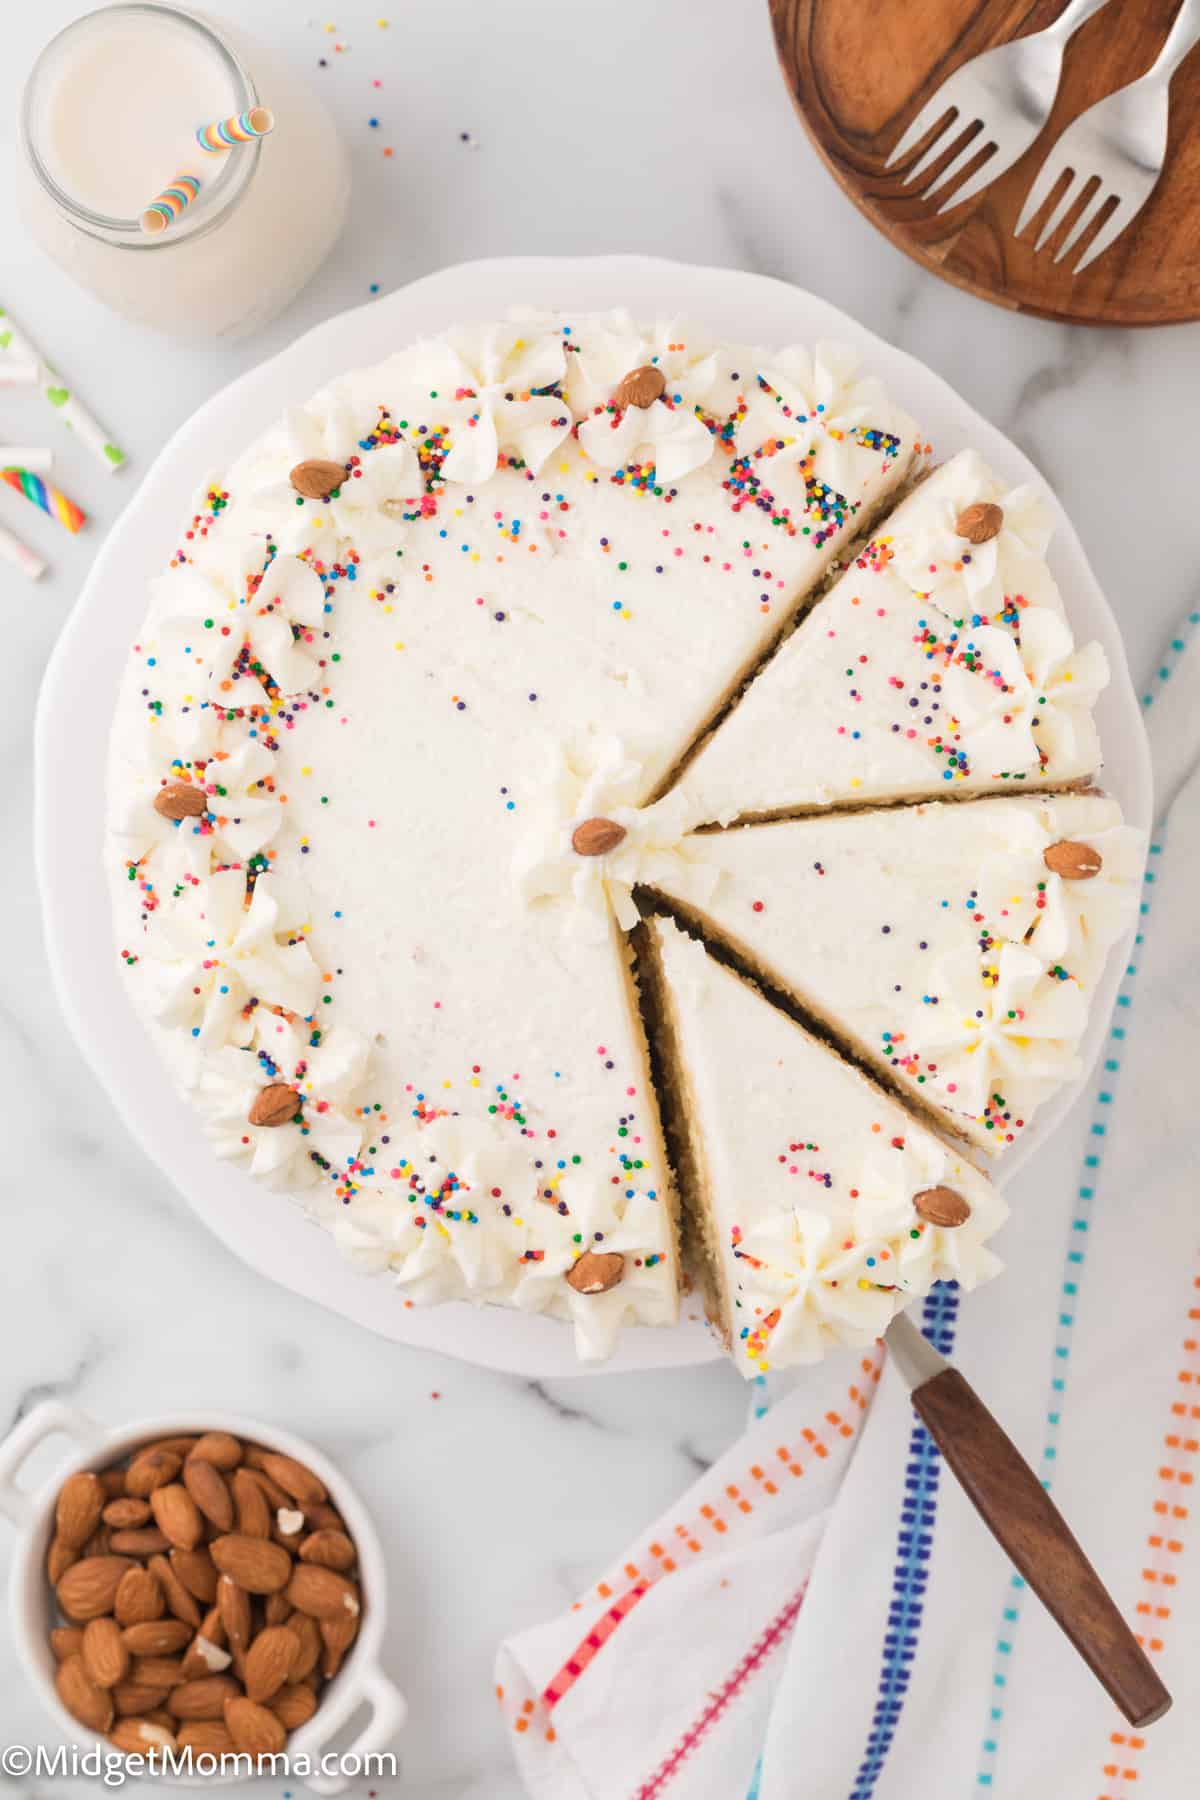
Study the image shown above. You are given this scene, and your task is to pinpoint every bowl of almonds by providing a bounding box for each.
[0,1401,405,1791]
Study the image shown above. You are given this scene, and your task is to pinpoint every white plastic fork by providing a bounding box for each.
[886,0,1116,213]
[1015,0,1200,271]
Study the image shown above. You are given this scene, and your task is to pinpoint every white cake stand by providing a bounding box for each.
[35,256,1151,1378]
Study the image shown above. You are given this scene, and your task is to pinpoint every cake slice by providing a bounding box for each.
[646,917,1006,1374]
[648,794,1142,1155]
[672,451,1110,825]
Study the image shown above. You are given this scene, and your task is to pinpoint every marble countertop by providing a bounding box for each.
[1,2,1197,1795]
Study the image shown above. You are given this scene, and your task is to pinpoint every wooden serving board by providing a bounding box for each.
[768,0,1200,326]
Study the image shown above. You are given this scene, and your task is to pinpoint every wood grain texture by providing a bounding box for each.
[913,1367,1172,1728]
[769,0,1200,324]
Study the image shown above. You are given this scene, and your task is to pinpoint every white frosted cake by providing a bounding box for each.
[106,309,1138,1372]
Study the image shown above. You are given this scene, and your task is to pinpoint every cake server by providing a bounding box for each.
[885,0,1116,212]
[886,1309,1172,1728]
[1016,0,1200,269]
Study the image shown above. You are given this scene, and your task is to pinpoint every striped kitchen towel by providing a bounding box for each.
[496,606,1200,1800]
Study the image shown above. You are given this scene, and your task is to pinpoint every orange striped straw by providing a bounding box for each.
[140,173,201,235]
[196,106,274,151]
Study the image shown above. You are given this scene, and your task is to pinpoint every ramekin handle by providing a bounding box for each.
[0,1400,106,1528]
[300,1662,407,1795]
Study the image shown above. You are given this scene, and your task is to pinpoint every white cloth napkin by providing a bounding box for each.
[497,604,1200,1800]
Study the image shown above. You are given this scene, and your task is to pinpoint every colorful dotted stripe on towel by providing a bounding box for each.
[1091,1264,1200,1800]
[848,1281,960,1800]
[971,608,1200,1793]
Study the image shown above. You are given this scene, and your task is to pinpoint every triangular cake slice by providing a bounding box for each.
[672,451,1110,824]
[646,917,1006,1375]
[650,794,1142,1155]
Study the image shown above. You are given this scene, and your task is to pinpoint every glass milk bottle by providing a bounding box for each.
[18,3,350,341]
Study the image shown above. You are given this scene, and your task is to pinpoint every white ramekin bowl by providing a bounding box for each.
[0,1401,406,1792]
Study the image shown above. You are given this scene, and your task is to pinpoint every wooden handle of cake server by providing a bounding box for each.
[911,1367,1172,1728]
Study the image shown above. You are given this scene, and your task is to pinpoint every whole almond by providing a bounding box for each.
[243,1626,298,1704]
[264,1592,293,1626]
[191,1432,243,1471]
[83,1617,130,1688]
[100,1471,127,1499]
[126,1450,181,1499]
[144,1708,175,1731]
[284,1613,321,1683]
[913,1185,972,1228]
[178,1722,235,1753]
[210,1534,292,1594]
[248,1083,302,1128]
[57,1655,114,1732]
[217,1574,252,1651]
[224,1695,287,1756]
[183,1459,234,1532]
[244,1466,292,1511]
[153,779,207,821]
[303,1501,346,1532]
[565,1249,625,1294]
[47,1535,78,1585]
[271,1682,318,1730]
[58,1555,137,1621]
[131,1656,186,1689]
[144,1436,201,1460]
[298,1528,356,1572]
[289,458,346,500]
[170,1546,218,1603]
[109,1719,176,1755]
[151,1484,204,1551]
[954,500,1005,544]
[114,1566,165,1627]
[613,364,666,410]
[1043,838,1103,881]
[319,1610,358,1680]
[286,1564,360,1623]
[231,1468,271,1539]
[110,1528,171,1556]
[167,1675,243,1721]
[56,1472,105,1550]
[52,1626,86,1662]
[256,1453,327,1508]
[113,1680,170,1718]
[103,1497,153,1529]
[570,816,627,858]
[148,1552,202,1627]
[122,1620,192,1657]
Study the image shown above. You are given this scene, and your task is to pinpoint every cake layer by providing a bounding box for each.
[648,918,1006,1373]
[674,451,1110,825]
[107,311,919,1364]
[648,794,1143,1154]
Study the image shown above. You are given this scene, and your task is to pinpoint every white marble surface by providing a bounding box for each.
[0,2,1197,1796]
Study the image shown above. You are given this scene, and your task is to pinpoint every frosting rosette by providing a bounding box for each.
[242,395,420,563]
[147,547,331,708]
[1018,607,1108,775]
[197,1018,368,1191]
[887,452,1060,621]
[905,939,1088,1125]
[514,733,719,933]
[410,321,572,484]
[138,868,321,1049]
[734,340,895,492]
[570,312,719,482]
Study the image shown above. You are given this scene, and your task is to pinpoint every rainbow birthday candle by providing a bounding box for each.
[1,466,86,533]
[140,173,201,235]
[196,106,275,151]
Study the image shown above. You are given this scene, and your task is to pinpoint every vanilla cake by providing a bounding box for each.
[106,309,1132,1371]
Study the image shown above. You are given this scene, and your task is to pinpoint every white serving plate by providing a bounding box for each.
[35,255,1151,1379]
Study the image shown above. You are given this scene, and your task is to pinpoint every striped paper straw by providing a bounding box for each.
[0,305,126,473]
[196,105,274,151]
[141,173,201,235]
[1,466,86,534]
[0,520,46,581]
[0,447,52,473]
